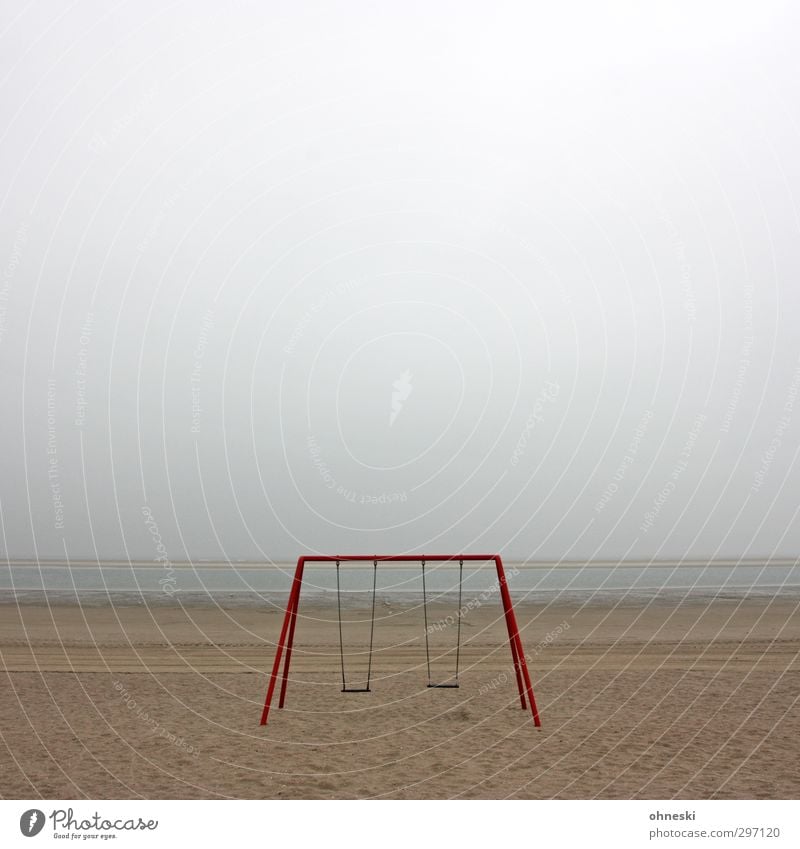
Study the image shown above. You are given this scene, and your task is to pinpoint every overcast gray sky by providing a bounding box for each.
[1,1,799,563]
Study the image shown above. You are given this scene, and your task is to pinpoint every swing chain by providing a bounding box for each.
[365,557,378,691]
[336,556,378,694]
[455,558,463,683]
[335,558,347,691]
[421,558,431,684]
[421,555,463,688]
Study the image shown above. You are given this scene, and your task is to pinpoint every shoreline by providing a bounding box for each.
[3,582,800,607]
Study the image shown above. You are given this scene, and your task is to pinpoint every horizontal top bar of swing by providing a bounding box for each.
[300,554,499,563]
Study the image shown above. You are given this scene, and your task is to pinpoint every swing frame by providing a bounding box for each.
[259,554,541,727]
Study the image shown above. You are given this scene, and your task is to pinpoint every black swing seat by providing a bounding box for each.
[427,683,459,689]
[341,687,371,693]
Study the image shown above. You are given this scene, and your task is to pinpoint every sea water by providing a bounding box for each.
[1,559,798,606]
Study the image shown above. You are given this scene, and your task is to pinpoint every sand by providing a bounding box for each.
[0,597,798,799]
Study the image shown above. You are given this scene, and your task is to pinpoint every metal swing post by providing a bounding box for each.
[261,557,306,725]
[495,555,540,726]
[278,557,306,708]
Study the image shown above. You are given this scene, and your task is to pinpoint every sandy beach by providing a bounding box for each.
[1,597,798,799]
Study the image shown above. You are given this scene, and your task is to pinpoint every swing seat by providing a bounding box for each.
[341,687,371,693]
[427,683,460,689]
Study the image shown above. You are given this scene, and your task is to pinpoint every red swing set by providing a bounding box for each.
[260,553,541,726]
